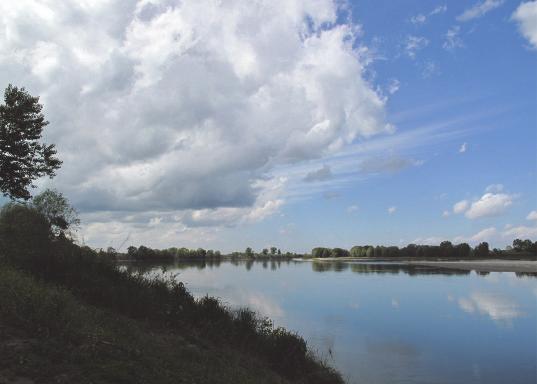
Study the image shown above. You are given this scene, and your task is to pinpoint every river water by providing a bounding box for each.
[122,259,537,384]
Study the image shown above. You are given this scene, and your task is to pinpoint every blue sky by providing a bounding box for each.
[0,0,535,252]
[209,0,537,252]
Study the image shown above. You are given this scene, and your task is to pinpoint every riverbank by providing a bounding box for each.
[0,265,292,384]
[407,259,537,273]
[309,257,537,273]
[0,241,342,384]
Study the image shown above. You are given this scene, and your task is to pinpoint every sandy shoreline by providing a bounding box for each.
[406,259,537,273]
[308,258,537,273]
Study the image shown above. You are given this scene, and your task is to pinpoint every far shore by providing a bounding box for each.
[307,258,537,273]
[407,259,537,273]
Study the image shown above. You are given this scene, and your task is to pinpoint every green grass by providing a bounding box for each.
[0,204,343,383]
[0,264,305,384]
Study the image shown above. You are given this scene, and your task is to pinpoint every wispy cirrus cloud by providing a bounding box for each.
[404,35,429,59]
[303,165,333,182]
[357,157,422,174]
[409,5,447,25]
[457,0,504,22]
[443,26,464,51]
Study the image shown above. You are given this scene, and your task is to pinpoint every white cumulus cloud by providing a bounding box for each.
[465,193,514,219]
[470,227,498,242]
[512,1,537,49]
[453,200,470,214]
[0,0,392,247]
[527,210,537,220]
[503,225,537,239]
[485,184,504,193]
[452,186,515,220]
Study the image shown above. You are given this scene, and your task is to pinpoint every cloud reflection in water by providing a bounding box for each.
[457,292,524,323]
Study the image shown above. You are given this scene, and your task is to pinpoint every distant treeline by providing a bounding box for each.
[122,239,537,262]
[126,245,222,261]
[312,239,537,259]
[123,245,302,261]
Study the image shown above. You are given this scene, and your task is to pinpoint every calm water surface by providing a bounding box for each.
[124,260,537,384]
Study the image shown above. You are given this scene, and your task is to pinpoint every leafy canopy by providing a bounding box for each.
[0,84,61,200]
[32,189,80,236]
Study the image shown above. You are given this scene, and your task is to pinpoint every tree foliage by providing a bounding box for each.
[317,242,484,259]
[474,242,489,258]
[0,203,51,264]
[0,85,61,200]
[31,189,79,236]
[512,238,537,253]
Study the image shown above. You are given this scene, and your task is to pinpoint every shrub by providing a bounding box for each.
[330,248,349,258]
[0,219,343,383]
[0,265,88,342]
[0,203,51,267]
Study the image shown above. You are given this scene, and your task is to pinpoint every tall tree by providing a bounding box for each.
[32,189,79,236]
[0,85,61,200]
[474,242,490,258]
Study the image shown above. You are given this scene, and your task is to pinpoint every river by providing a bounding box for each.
[122,259,537,384]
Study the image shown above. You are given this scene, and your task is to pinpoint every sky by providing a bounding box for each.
[0,0,535,252]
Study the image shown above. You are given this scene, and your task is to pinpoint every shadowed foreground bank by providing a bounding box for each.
[0,205,342,384]
[0,266,300,384]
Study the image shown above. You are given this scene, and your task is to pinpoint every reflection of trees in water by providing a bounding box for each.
[121,259,296,274]
[119,258,224,274]
[312,261,349,272]
[121,259,537,278]
[515,271,537,278]
[312,261,472,276]
[120,260,175,275]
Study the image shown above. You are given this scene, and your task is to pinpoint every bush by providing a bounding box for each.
[312,247,332,258]
[0,265,88,342]
[266,327,307,378]
[330,248,349,258]
[0,203,51,267]
[0,205,343,383]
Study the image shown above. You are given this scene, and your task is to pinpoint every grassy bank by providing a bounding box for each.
[0,251,341,383]
[0,205,342,384]
[0,264,294,384]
